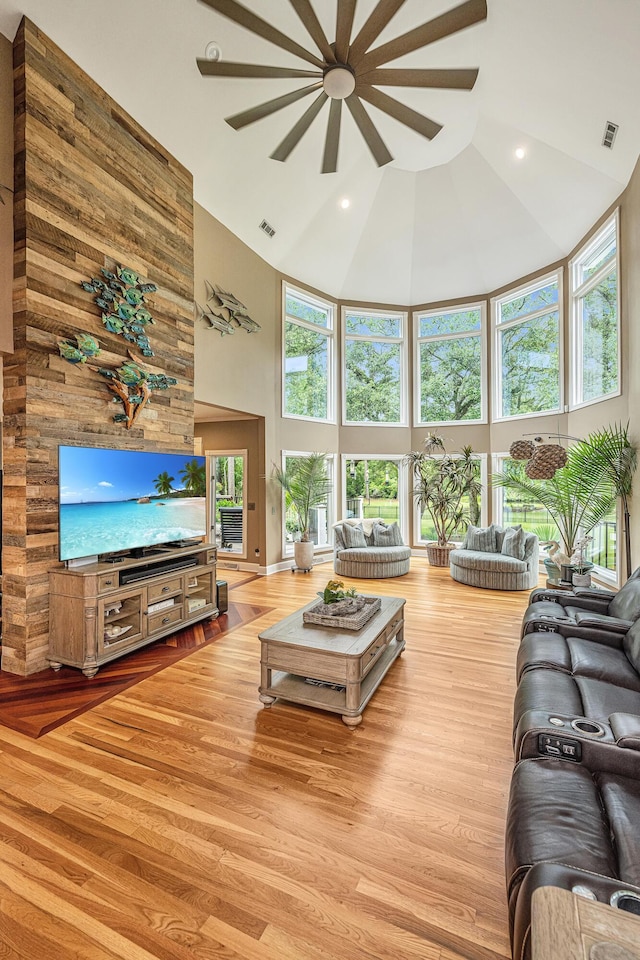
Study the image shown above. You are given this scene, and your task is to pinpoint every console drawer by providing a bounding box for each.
[98,572,119,595]
[148,604,183,634]
[359,637,387,678]
[148,576,183,602]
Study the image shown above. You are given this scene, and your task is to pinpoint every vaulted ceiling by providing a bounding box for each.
[1,0,639,305]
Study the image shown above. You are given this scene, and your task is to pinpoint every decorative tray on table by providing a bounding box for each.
[303,596,381,630]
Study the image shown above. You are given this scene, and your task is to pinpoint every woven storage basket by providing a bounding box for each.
[509,439,535,461]
[426,542,455,566]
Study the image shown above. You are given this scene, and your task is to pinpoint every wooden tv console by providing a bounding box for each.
[48,543,217,677]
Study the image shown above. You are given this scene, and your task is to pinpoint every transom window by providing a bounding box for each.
[569,211,620,408]
[414,304,486,425]
[492,271,562,420]
[283,284,335,422]
[342,309,406,425]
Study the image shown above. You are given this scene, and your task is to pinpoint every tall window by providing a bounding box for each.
[283,284,335,422]
[281,452,335,556]
[342,456,406,539]
[209,451,246,557]
[342,309,406,425]
[414,304,485,425]
[493,272,562,420]
[570,211,620,408]
[415,454,486,543]
[492,455,558,541]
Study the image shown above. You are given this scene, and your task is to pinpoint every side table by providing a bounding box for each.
[546,578,574,591]
[533,886,640,960]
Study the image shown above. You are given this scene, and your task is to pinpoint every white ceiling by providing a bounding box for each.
[1,0,639,305]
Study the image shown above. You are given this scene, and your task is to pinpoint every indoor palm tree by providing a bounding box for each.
[405,435,480,565]
[272,453,333,570]
[493,423,637,578]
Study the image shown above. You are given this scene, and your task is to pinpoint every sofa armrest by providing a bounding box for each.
[573,614,632,633]
[573,586,615,601]
[521,618,625,647]
[610,713,640,750]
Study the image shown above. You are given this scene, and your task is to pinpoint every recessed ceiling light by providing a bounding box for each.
[515,147,526,160]
[340,198,351,210]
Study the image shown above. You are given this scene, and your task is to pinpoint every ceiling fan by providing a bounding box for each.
[197,0,487,173]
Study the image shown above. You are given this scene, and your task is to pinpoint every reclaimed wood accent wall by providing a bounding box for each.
[2,19,195,675]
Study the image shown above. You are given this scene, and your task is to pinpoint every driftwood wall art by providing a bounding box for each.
[196,280,261,336]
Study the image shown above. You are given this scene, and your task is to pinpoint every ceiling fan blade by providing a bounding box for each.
[357,86,442,140]
[289,0,336,63]
[270,92,328,162]
[335,0,357,63]
[198,0,324,68]
[358,67,479,89]
[198,60,321,79]
[226,83,322,130]
[345,94,393,167]
[357,0,488,71]
[322,99,342,174]
[348,0,407,66]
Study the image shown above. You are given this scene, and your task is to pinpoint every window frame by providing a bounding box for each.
[282,282,336,424]
[569,210,620,411]
[490,453,619,585]
[412,452,487,546]
[491,269,564,423]
[205,448,248,560]
[413,301,487,427]
[341,306,408,427]
[279,450,337,559]
[340,454,408,543]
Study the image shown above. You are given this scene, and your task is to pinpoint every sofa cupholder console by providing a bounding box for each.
[610,890,640,915]
[571,717,606,736]
[513,710,640,778]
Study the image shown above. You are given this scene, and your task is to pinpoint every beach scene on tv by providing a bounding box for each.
[59,446,208,561]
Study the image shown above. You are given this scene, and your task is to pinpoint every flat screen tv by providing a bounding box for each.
[58,445,208,562]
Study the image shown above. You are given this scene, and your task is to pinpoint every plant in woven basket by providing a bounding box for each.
[405,435,481,553]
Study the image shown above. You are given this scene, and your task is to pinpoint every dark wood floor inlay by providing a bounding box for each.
[0,600,272,739]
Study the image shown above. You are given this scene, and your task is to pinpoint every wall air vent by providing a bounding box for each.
[602,121,618,149]
[259,219,276,238]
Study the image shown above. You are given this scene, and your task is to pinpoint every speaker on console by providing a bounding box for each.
[216,580,228,614]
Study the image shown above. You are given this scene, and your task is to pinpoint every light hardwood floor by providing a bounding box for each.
[0,559,534,960]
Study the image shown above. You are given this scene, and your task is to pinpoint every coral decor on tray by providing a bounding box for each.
[315,579,363,617]
[303,580,382,630]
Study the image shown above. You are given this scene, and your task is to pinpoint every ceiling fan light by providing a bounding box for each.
[323,66,355,100]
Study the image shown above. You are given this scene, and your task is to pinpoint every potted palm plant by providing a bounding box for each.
[494,423,636,578]
[272,452,333,571]
[405,435,481,566]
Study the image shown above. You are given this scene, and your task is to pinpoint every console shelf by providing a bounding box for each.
[48,543,217,677]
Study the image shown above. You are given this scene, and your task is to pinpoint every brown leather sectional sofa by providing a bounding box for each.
[505,571,640,960]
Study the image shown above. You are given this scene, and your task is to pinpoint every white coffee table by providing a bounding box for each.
[258,596,405,727]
